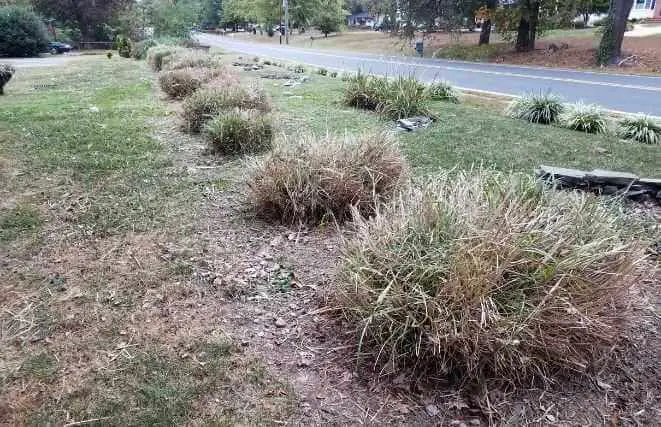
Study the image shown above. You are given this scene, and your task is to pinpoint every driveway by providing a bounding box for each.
[198,33,661,116]
[2,54,81,68]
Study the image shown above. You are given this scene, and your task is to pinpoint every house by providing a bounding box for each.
[347,12,375,27]
[629,0,660,20]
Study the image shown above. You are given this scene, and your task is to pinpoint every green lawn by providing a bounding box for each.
[259,68,660,176]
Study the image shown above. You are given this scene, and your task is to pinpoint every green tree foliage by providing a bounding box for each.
[151,0,202,37]
[0,5,49,57]
[201,0,222,28]
[314,0,345,36]
[32,0,131,40]
[577,0,609,24]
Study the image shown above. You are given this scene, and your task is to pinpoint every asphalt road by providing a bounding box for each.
[198,33,661,116]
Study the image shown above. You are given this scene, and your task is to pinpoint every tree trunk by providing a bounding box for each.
[516,17,531,52]
[583,12,590,25]
[479,19,491,45]
[596,0,635,64]
[515,0,539,52]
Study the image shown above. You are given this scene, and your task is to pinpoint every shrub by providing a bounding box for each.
[0,5,49,57]
[432,44,500,61]
[164,51,223,70]
[344,73,430,119]
[159,69,202,99]
[294,64,306,73]
[617,115,661,144]
[330,71,338,78]
[506,93,564,124]
[263,59,272,65]
[132,39,158,60]
[204,109,273,154]
[318,68,328,76]
[106,51,113,59]
[116,35,132,58]
[560,102,608,134]
[0,64,16,95]
[147,46,179,71]
[181,85,272,132]
[336,170,647,384]
[246,132,406,224]
[426,81,460,103]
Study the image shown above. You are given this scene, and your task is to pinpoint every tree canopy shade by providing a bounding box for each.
[32,0,132,40]
[0,5,49,57]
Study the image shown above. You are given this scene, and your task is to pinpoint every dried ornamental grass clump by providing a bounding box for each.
[181,85,272,132]
[159,69,203,99]
[560,102,609,134]
[204,109,273,154]
[246,132,407,224]
[337,170,648,385]
[343,73,431,119]
[507,93,564,124]
[0,64,16,95]
[618,115,661,144]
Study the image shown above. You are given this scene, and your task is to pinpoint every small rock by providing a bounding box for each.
[425,404,440,417]
[274,317,287,328]
[298,351,315,367]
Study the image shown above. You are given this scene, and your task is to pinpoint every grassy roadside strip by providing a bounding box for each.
[250,58,660,176]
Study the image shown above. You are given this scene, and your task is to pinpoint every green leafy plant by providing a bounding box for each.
[159,70,202,99]
[426,81,460,103]
[560,102,608,134]
[106,51,113,59]
[336,170,648,384]
[0,5,49,57]
[506,93,564,124]
[204,109,273,155]
[617,115,661,144]
[246,132,406,224]
[317,68,328,76]
[116,35,132,58]
[330,71,338,78]
[0,64,16,95]
[181,85,272,132]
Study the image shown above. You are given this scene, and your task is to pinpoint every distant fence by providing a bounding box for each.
[77,41,114,50]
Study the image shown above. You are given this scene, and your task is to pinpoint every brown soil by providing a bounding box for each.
[492,36,661,73]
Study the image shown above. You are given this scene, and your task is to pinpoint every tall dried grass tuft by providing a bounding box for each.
[246,132,407,224]
[336,170,648,384]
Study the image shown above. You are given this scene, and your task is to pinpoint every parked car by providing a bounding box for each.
[47,42,73,54]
